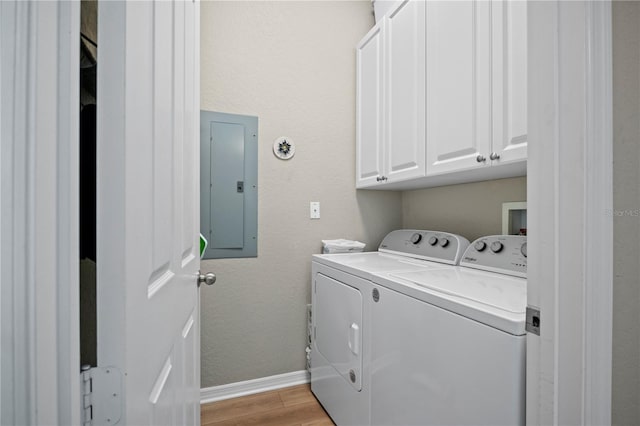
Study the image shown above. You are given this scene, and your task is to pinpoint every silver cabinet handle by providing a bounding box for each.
[198,272,216,287]
[490,152,501,161]
[476,154,486,163]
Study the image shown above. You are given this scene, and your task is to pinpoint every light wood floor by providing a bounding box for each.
[201,384,335,426]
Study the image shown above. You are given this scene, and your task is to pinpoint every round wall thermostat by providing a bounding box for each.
[273,137,295,160]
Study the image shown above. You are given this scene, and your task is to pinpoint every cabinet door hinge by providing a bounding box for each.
[81,366,124,425]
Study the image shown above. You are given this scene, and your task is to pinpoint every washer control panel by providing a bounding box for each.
[460,235,527,278]
[378,230,470,265]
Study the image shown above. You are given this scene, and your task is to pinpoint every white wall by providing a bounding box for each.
[402,177,527,242]
[612,2,640,424]
[199,0,402,387]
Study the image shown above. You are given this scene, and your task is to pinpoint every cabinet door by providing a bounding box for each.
[356,24,385,188]
[492,0,527,163]
[426,1,492,175]
[385,0,426,182]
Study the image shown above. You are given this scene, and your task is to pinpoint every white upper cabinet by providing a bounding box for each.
[356,0,425,188]
[492,0,527,163]
[356,0,527,190]
[385,0,426,182]
[356,24,385,187]
[425,0,492,175]
[426,0,527,176]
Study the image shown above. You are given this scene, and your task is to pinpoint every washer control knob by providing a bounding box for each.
[428,236,438,246]
[410,233,422,244]
[474,241,487,252]
[490,241,504,253]
[439,238,449,248]
[521,242,527,258]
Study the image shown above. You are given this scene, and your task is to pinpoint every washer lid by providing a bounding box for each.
[375,268,527,335]
[391,268,526,313]
[312,252,454,279]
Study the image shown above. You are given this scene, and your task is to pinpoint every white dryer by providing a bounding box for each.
[311,230,470,426]
[369,235,527,426]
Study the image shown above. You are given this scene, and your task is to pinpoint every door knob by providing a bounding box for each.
[476,154,486,163]
[198,272,216,287]
[489,152,501,161]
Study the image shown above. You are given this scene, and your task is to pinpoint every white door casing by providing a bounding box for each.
[97,1,201,424]
[1,1,81,425]
[527,1,612,425]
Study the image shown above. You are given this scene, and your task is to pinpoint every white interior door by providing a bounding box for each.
[97,1,201,424]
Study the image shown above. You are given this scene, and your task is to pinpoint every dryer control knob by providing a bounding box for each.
[474,241,487,252]
[428,236,438,246]
[410,233,422,244]
[439,238,449,248]
[521,242,527,258]
[490,241,504,253]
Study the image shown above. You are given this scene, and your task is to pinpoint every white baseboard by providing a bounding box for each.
[200,370,311,404]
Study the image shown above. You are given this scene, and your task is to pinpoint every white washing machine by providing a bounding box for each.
[311,230,470,426]
[369,235,527,426]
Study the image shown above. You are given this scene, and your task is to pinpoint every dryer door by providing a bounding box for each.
[315,273,363,391]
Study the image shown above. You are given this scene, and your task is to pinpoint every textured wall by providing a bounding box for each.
[402,177,527,242]
[199,0,402,387]
[612,2,640,424]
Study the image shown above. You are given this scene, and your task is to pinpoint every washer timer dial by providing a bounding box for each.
[490,241,504,253]
[410,233,422,244]
[474,241,487,252]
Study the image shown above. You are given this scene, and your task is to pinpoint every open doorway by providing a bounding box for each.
[79,0,97,369]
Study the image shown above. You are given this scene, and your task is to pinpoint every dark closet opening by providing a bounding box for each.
[79,0,97,369]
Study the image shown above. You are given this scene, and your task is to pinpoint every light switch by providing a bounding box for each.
[310,202,320,219]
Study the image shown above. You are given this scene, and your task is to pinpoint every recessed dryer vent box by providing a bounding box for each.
[502,202,527,236]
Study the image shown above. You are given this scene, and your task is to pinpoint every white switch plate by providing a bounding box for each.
[310,201,320,219]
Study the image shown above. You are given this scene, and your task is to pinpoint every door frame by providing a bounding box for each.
[1,0,613,424]
[0,1,80,424]
[527,1,612,424]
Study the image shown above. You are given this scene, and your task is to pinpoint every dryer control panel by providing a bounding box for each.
[378,229,470,265]
[460,235,527,278]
